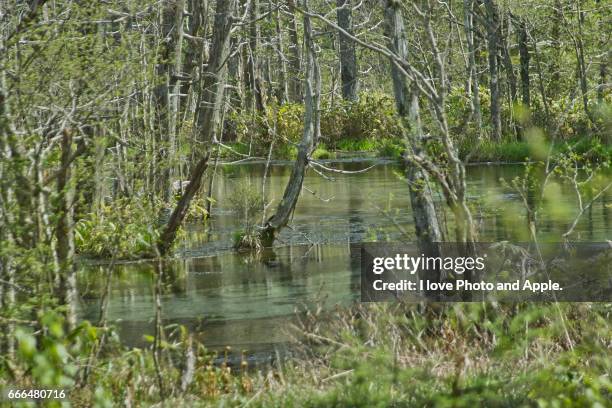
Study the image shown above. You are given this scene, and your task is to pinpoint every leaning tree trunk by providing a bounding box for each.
[261,0,320,245]
[336,0,358,101]
[158,0,235,256]
[483,0,502,141]
[384,0,443,290]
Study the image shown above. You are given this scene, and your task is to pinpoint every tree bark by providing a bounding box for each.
[286,0,303,102]
[599,48,609,104]
[168,0,185,195]
[158,0,235,256]
[517,18,530,108]
[574,0,591,122]
[55,129,77,330]
[549,0,562,98]
[244,0,265,111]
[336,0,358,101]
[262,0,319,245]
[500,16,517,105]
[154,2,176,199]
[384,0,443,290]
[484,0,502,141]
[463,0,481,130]
[274,2,288,103]
[181,0,207,98]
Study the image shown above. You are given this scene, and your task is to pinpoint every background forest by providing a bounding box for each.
[0,0,610,406]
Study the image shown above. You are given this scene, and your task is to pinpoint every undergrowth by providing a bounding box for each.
[75,196,208,259]
[3,302,609,406]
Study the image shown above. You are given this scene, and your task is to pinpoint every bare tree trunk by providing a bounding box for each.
[158,0,235,256]
[286,0,303,102]
[517,17,530,108]
[384,0,442,290]
[336,0,358,101]
[0,87,16,356]
[181,0,207,98]
[500,15,518,137]
[599,49,609,104]
[484,0,502,141]
[274,2,288,103]
[55,129,77,330]
[154,2,176,199]
[574,0,591,122]
[501,16,517,105]
[596,0,609,106]
[169,0,185,194]
[245,0,265,111]
[549,0,562,98]
[463,0,481,130]
[262,0,319,245]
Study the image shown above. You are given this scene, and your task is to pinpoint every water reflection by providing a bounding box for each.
[78,161,611,360]
[80,244,354,359]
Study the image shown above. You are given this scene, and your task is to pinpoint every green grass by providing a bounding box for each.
[6,299,610,406]
[235,302,611,407]
[460,137,611,163]
[461,140,531,162]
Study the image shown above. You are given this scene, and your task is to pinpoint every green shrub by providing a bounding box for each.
[228,181,265,250]
[75,198,163,259]
[225,92,402,159]
[311,144,335,159]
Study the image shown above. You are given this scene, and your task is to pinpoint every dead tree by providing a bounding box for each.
[261,0,320,245]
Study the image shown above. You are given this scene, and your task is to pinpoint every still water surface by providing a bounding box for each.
[78,160,611,362]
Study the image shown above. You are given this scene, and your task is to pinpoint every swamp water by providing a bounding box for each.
[78,160,611,364]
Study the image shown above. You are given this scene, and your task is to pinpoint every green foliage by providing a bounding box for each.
[75,194,208,259]
[247,303,611,408]
[226,92,402,159]
[320,93,401,146]
[311,144,335,160]
[7,312,102,407]
[75,198,163,259]
[459,140,531,162]
[376,138,405,158]
[228,181,265,250]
